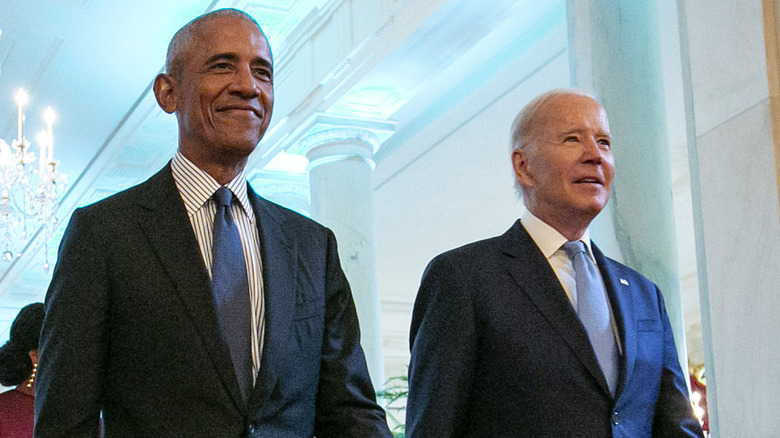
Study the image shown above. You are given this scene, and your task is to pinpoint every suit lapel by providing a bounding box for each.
[134,165,245,411]
[502,220,612,396]
[593,246,637,400]
[246,187,297,409]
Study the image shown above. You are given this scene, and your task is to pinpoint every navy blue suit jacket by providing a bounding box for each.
[406,220,703,437]
[36,165,391,438]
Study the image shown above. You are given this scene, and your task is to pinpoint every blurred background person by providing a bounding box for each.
[0,302,44,437]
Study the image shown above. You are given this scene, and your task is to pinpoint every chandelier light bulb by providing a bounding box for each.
[14,89,28,107]
[43,106,56,124]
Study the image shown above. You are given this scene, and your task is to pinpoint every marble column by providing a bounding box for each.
[301,128,385,386]
[675,0,780,435]
[566,0,690,374]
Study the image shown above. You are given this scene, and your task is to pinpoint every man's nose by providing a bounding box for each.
[230,66,260,97]
[581,138,604,162]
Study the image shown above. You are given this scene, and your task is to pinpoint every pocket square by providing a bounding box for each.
[619,278,629,286]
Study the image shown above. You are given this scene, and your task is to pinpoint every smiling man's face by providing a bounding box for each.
[512,93,614,234]
[166,14,274,165]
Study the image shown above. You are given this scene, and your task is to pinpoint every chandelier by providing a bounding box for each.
[0,88,67,267]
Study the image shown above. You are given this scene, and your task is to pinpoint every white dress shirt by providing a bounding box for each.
[520,209,622,354]
[171,151,265,382]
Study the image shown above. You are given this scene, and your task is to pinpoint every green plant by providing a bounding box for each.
[376,374,408,438]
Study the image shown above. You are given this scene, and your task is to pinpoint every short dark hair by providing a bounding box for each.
[0,302,45,386]
[165,8,265,80]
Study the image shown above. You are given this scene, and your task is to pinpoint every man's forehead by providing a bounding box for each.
[188,19,271,58]
[544,94,601,115]
[197,18,261,37]
[187,15,265,45]
[542,99,608,127]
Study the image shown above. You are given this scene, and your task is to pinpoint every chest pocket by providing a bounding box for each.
[636,318,661,332]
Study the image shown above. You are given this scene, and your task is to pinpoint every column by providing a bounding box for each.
[301,128,385,386]
[566,0,690,376]
[676,0,780,435]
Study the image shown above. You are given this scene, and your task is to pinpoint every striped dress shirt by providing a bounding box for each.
[171,151,265,384]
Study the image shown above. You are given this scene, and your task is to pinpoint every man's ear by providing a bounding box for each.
[153,74,178,114]
[512,148,534,189]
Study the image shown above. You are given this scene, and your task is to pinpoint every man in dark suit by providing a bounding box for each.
[35,9,392,438]
[406,89,704,437]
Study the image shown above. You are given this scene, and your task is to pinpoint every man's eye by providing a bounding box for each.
[564,136,578,142]
[253,69,272,80]
[598,139,611,148]
[212,63,232,70]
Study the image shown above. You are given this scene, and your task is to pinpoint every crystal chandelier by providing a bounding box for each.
[0,88,67,266]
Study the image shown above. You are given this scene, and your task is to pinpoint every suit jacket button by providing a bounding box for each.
[612,411,621,426]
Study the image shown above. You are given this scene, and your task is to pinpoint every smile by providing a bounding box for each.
[217,106,262,119]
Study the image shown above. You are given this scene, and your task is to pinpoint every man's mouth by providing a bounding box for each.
[574,177,603,185]
[217,105,262,119]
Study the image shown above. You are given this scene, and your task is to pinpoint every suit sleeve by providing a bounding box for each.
[35,208,107,437]
[406,253,476,438]
[313,230,393,438]
[652,286,705,438]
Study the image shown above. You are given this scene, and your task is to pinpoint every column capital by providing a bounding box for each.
[300,128,381,172]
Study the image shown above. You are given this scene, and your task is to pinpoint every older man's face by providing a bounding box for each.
[514,94,614,228]
[169,15,274,162]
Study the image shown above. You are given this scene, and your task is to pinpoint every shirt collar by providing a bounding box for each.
[171,150,255,222]
[520,209,594,262]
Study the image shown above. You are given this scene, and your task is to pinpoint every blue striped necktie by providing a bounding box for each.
[211,186,252,402]
[563,241,618,395]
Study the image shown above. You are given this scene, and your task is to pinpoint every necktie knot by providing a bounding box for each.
[214,187,233,208]
[562,240,587,260]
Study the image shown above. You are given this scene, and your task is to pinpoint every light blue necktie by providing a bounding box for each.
[211,187,252,402]
[563,241,618,395]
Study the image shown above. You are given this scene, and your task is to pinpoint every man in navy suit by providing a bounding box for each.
[406,89,704,437]
[35,9,391,438]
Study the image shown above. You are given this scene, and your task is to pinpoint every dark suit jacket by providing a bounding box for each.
[35,165,392,438]
[406,220,703,438]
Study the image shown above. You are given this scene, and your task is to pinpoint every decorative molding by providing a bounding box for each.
[300,127,380,171]
[250,112,395,176]
[320,58,351,86]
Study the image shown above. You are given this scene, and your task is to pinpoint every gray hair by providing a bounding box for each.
[165,8,264,80]
[510,88,596,153]
[509,88,596,197]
